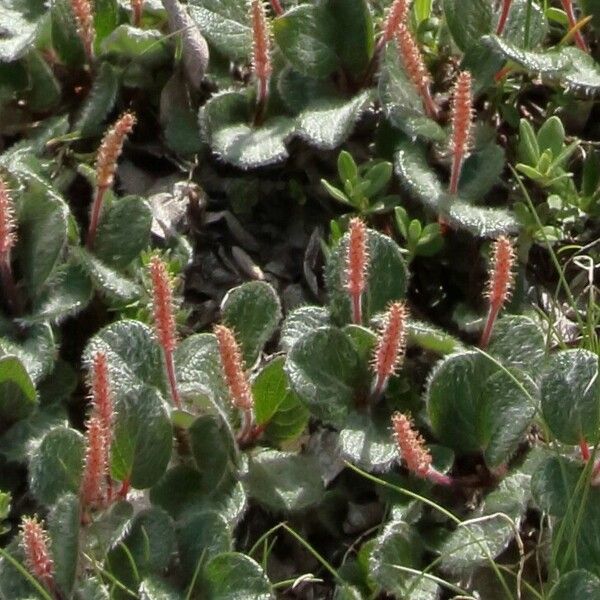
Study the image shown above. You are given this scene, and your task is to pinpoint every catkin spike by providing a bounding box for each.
[149,256,181,408]
[250,0,272,125]
[448,71,473,195]
[371,302,407,399]
[395,24,437,118]
[81,416,108,509]
[480,236,516,348]
[0,176,16,257]
[70,0,95,61]
[20,517,55,592]
[345,218,368,325]
[382,0,408,44]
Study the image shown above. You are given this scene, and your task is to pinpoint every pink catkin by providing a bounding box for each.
[81,416,108,509]
[20,517,55,592]
[214,325,254,412]
[251,0,272,121]
[391,413,432,479]
[0,176,16,257]
[346,218,368,325]
[70,0,95,60]
[149,256,181,408]
[371,302,407,397]
[480,236,516,347]
[395,24,437,118]
[449,71,473,195]
[382,0,408,44]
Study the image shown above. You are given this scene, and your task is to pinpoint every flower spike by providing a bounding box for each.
[149,256,181,409]
[70,0,95,61]
[392,413,451,485]
[87,112,136,249]
[395,23,438,118]
[0,176,20,313]
[346,218,368,325]
[20,516,56,593]
[449,71,473,195]
[381,0,408,46]
[250,0,272,125]
[371,302,407,400]
[214,324,256,443]
[480,236,516,348]
[81,416,108,510]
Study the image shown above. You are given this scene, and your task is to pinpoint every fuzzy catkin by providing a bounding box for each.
[372,302,407,381]
[449,71,473,194]
[95,112,136,191]
[81,416,108,509]
[149,256,177,354]
[382,0,408,42]
[391,412,432,478]
[70,0,95,60]
[486,236,515,310]
[0,176,16,256]
[251,0,272,85]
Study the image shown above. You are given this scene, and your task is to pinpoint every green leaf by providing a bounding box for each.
[26,262,93,325]
[285,326,360,428]
[203,553,272,600]
[74,62,120,137]
[94,196,152,269]
[378,46,445,142]
[279,306,330,352]
[483,36,600,95]
[531,455,582,517]
[24,51,61,112]
[139,577,185,600]
[325,228,408,325]
[324,0,374,75]
[189,414,238,492]
[339,411,397,471]
[370,521,438,598]
[0,324,54,385]
[252,357,309,444]
[443,0,493,51]
[407,320,461,355]
[221,281,282,367]
[77,577,110,600]
[107,508,175,589]
[110,384,173,489]
[273,4,338,78]
[537,116,565,157]
[541,349,600,445]
[29,427,85,506]
[243,449,324,512]
[295,91,373,150]
[500,0,547,48]
[394,140,519,237]
[188,0,251,61]
[487,315,546,373]
[200,91,295,169]
[151,465,247,523]
[426,351,535,464]
[437,472,530,574]
[177,511,232,581]
[549,570,600,599]
[0,355,37,427]
[0,0,46,61]
[84,320,166,395]
[174,333,229,410]
[100,26,170,65]
[75,248,141,303]
[94,0,119,44]
[51,0,86,66]
[459,137,505,201]
[16,184,69,297]
[48,493,80,597]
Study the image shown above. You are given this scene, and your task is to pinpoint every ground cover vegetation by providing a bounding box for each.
[0,0,599,597]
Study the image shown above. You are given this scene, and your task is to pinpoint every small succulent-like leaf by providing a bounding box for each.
[202,552,273,600]
[29,426,85,506]
[541,349,600,445]
[285,326,361,428]
[221,281,282,367]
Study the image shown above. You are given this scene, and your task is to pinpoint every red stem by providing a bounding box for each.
[480,304,500,348]
[270,0,284,15]
[421,85,439,120]
[237,409,255,445]
[133,3,142,26]
[117,479,130,499]
[580,438,591,461]
[86,186,107,249]
[561,0,588,52]
[351,292,363,325]
[164,349,181,409]
[496,0,512,35]
[449,151,464,195]
[253,77,270,126]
